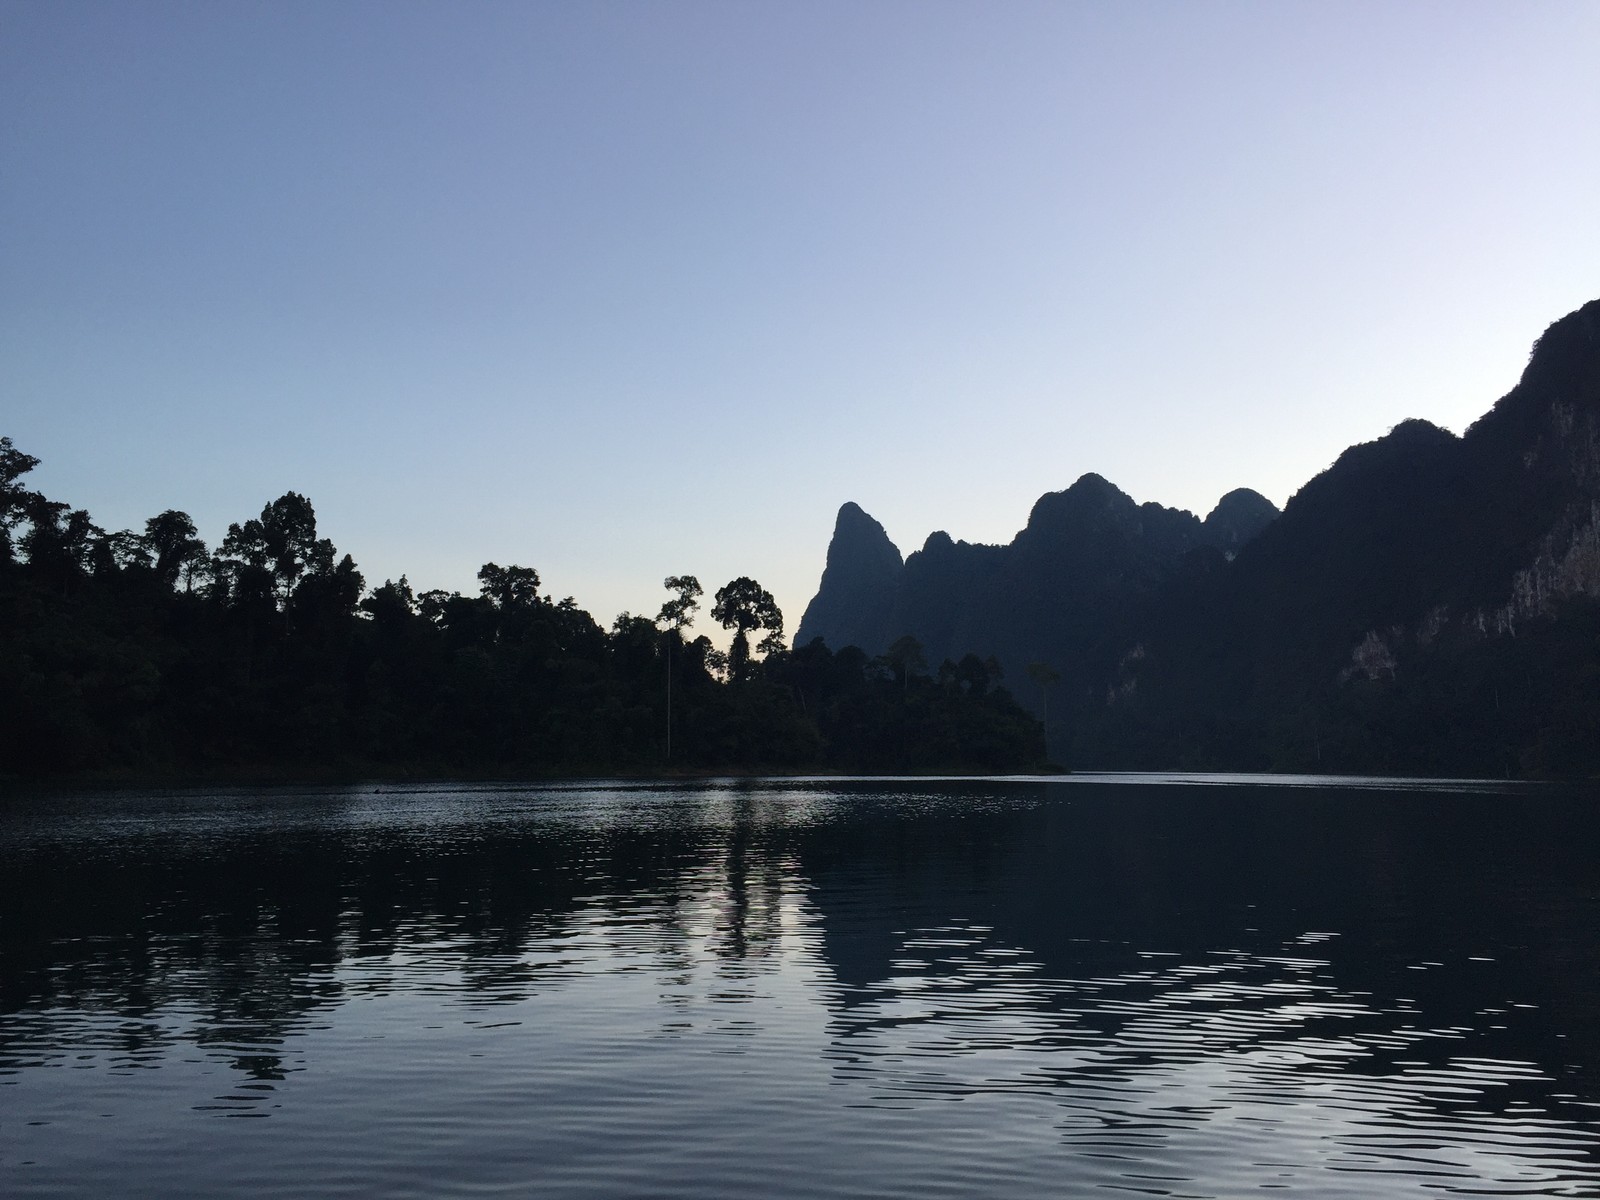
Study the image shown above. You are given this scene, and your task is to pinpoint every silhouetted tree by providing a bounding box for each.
[477,562,540,610]
[219,492,336,626]
[144,510,206,590]
[955,653,992,697]
[361,576,417,625]
[657,575,702,761]
[712,577,782,682]
[101,528,153,573]
[658,574,702,633]
[20,498,102,591]
[0,435,40,566]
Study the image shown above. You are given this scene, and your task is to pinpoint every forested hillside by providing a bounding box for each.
[0,446,1043,781]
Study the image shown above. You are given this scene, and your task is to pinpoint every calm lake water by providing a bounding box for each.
[3,775,1598,1198]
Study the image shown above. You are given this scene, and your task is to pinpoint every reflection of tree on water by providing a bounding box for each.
[0,785,812,1094]
[698,788,793,968]
[4,778,1600,1169]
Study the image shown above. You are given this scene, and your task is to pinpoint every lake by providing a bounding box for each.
[3,775,1598,1198]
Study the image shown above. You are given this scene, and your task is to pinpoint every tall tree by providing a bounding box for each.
[657,575,702,762]
[658,575,702,634]
[712,577,782,682]
[20,498,102,590]
[219,492,335,620]
[477,562,540,610]
[144,510,207,590]
[0,436,41,566]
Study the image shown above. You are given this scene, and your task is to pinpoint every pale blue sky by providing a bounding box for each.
[4,1,1598,637]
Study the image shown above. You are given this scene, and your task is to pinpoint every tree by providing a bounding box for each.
[101,529,154,574]
[219,492,335,621]
[20,498,102,589]
[657,575,703,762]
[712,577,783,682]
[657,575,702,634]
[0,436,41,565]
[144,510,207,590]
[477,562,540,610]
[361,576,418,625]
[291,552,365,631]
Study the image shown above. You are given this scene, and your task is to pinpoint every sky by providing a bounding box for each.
[4,1,1599,640]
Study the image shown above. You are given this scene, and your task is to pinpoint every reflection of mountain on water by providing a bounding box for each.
[804,783,1600,1053]
[795,782,1600,1187]
[4,779,1599,1168]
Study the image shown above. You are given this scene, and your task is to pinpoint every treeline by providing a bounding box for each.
[0,437,1043,780]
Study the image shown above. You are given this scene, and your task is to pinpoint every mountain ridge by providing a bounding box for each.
[796,296,1600,774]
[795,475,1280,713]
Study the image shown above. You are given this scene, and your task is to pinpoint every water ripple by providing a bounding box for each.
[3,777,1598,1197]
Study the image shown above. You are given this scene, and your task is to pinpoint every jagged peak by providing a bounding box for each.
[823,501,902,568]
[834,500,875,529]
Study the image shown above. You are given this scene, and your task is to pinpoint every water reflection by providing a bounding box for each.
[3,777,1599,1197]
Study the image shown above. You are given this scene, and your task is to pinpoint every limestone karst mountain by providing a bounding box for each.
[797,297,1600,774]
[794,502,902,661]
[795,475,1279,727]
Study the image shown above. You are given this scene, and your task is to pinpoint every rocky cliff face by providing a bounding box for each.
[1093,297,1600,773]
[795,502,903,657]
[795,299,1600,773]
[1176,299,1600,705]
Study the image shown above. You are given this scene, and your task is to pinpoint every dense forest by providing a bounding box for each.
[0,438,1044,782]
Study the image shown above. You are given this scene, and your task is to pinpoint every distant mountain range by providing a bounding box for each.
[796,297,1600,775]
[796,475,1279,716]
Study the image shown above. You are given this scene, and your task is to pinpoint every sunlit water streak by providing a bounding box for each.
[2,776,1597,1197]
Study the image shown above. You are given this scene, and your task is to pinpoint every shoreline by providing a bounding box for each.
[0,761,1073,795]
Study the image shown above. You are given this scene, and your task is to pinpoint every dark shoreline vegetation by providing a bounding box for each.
[0,441,1046,784]
[7,302,1600,786]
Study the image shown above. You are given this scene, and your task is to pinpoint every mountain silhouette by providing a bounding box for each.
[1110,297,1600,771]
[798,297,1600,774]
[796,475,1279,729]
